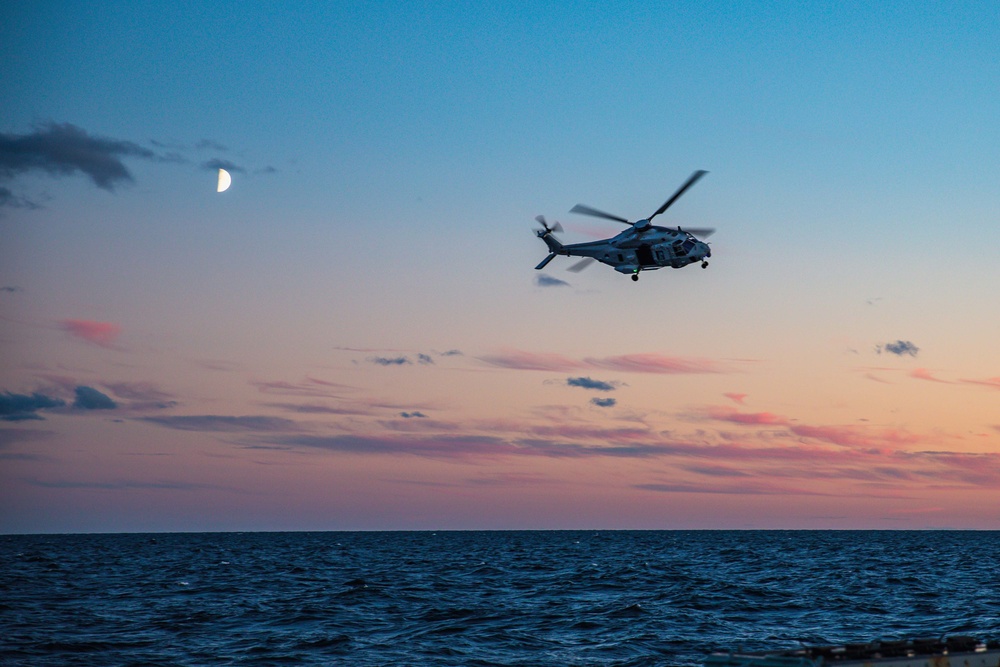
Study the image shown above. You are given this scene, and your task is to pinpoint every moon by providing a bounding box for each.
[217,168,232,193]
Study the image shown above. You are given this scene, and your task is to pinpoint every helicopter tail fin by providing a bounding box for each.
[539,230,563,254]
[535,233,563,270]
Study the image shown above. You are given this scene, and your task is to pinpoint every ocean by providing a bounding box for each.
[2,531,998,666]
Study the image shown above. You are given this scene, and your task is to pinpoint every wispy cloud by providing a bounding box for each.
[788,424,923,449]
[702,405,789,425]
[961,376,1000,391]
[202,158,246,174]
[249,414,1000,493]
[102,381,172,402]
[263,402,373,416]
[0,187,42,209]
[478,350,583,372]
[723,392,747,405]
[141,415,299,432]
[250,378,351,398]
[0,428,53,447]
[273,433,516,458]
[480,349,728,374]
[195,139,228,152]
[585,353,725,374]
[99,381,177,410]
[27,478,226,491]
[634,480,832,496]
[591,397,616,408]
[876,340,919,357]
[59,319,122,348]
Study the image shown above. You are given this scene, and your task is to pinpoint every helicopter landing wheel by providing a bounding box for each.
[631,274,639,282]
[701,261,709,269]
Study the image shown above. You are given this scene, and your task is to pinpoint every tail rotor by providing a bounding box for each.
[535,215,563,235]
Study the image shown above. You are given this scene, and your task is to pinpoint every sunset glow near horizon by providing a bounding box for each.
[2,2,999,533]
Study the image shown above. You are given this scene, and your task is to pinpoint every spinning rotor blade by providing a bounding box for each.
[649,170,708,221]
[567,257,595,273]
[570,204,630,225]
[535,215,563,233]
[682,227,715,239]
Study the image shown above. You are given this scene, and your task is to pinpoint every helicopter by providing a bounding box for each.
[534,170,714,282]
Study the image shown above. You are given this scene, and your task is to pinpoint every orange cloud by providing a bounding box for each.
[789,424,923,450]
[910,368,952,383]
[59,319,121,348]
[962,377,1000,390]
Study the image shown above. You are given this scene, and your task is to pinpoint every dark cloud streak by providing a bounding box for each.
[1,391,66,421]
[877,340,919,357]
[0,122,155,191]
[141,415,298,432]
[202,158,246,174]
[73,386,117,410]
[567,376,616,392]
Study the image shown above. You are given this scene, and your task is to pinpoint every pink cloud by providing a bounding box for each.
[910,368,952,383]
[723,392,747,405]
[704,405,789,425]
[59,319,121,348]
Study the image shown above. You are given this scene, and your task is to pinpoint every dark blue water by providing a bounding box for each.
[2,531,999,666]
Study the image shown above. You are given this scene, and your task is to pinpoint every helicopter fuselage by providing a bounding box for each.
[539,223,711,275]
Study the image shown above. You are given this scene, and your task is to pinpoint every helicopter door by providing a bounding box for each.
[636,244,655,266]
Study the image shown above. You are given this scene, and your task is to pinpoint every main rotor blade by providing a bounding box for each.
[567,257,596,272]
[648,170,708,221]
[570,204,631,225]
[682,227,715,238]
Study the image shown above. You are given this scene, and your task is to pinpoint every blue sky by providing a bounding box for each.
[2,1,999,532]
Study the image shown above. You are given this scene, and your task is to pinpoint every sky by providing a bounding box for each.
[2,1,999,533]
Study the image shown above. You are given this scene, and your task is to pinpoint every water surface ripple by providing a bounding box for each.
[3,531,998,666]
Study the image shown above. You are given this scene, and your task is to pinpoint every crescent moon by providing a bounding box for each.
[217,168,232,193]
